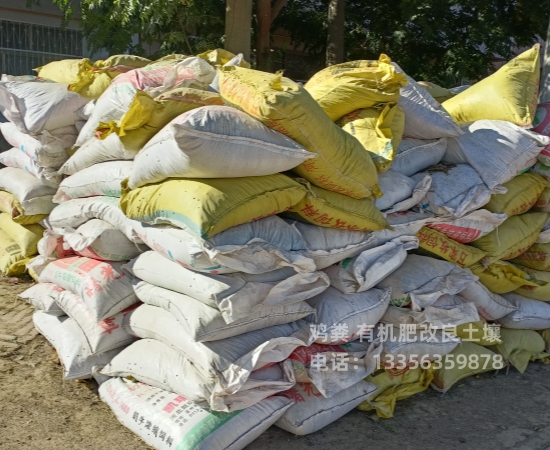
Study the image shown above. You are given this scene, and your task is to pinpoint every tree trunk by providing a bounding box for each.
[326,0,345,67]
[540,17,550,103]
[225,0,253,61]
[255,0,272,71]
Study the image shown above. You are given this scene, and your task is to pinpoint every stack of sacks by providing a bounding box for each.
[95,58,419,444]
[0,75,89,275]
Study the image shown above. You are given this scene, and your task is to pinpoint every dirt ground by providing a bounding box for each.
[2,276,550,450]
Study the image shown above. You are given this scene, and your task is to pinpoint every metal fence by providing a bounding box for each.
[0,19,83,76]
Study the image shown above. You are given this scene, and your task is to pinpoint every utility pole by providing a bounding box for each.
[326,0,345,67]
[540,14,550,103]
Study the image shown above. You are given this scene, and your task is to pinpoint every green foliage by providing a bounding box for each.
[276,0,550,85]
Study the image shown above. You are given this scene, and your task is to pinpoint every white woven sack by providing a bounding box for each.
[18,282,65,315]
[133,280,314,342]
[391,138,448,176]
[126,251,329,323]
[102,339,296,412]
[375,254,477,310]
[0,167,55,215]
[325,236,418,294]
[306,287,391,344]
[39,256,138,321]
[63,219,146,261]
[33,311,125,380]
[444,120,550,190]
[0,148,62,187]
[393,64,462,139]
[0,81,89,133]
[499,293,550,330]
[99,377,292,450]
[132,215,315,274]
[0,121,75,169]
[275,380,376,435]
[458,280,517,321]
[54,161,133,202]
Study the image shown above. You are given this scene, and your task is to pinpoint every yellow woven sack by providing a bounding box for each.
[416,227,487,267]
[68,54,152,99]
[0,227,29,276]
[287,180,389,231]
[493,328,545,373]
[470,212,549,262]
[304,55,408,121]
[96,88,223,151]
[337,104,405,172]
[485,173,547,217]
[432,342,501,392]
[449,321,502,346]
[0,191,47,225]
[218,66,380,199]
[533,187,550,213]
[443,45,541,126]
[35,58,93,85]
[357,366,434,418]
[470,260,539,294]
[515,267,550,300]
[418,81,455,103]
[512,241,550,271]
[0,214,42,257]
[197,49,250,68]
[120,174,307,238]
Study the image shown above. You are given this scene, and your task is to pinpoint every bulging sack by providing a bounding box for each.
[306,287,391,344]
[127,105,315,189]
[288,181,389,232]
[444,120,549,190]
[325,236,418,293]
[53,288,138,353]
[305,56,407,121]
[99,377,292,450]
[492,328,545,373]
[0,213,43,257]
[126,251,329,323]
[131,215,315,274]
[0,81,89,133]
[412,164,493,218]
[291,220,375,270]
[218,66,380,199]
[425,209,507,244]
[63,219,145,261]
[416,226,487,267]
[276,381,376,436]
[512,241,550,271]
[376,254,477,309]
[471,212,549,263]
[33,311,125,380]
[0,148,62,187]
[133,280,314,342]
[443,45,541,126]
[458,280,517,321]
[337,104,405,172]
[39,256,138,321]
[499,293,550,330]
[47,196,142,244]
[19,282,65,315]
[0,121,75,169]
[470,260,539,294]
[485,173,547,217]
[391,138,448,177]
[374,171,417,211]
[0,227,30,275]
[514,267,550,301]
[54,161,133,203]
[0,167,56,215]
[120,173,307,238]
[393,64,462,139]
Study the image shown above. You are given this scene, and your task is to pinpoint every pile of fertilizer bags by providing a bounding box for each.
[3,44,550,449]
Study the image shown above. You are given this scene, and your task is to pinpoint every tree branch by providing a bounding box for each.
[270,0,288,25]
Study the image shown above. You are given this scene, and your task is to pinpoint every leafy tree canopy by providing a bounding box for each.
[29,0,550,85]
